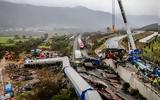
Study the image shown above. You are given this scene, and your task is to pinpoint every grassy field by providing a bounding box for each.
[121,32,153,49]
[0,36,39,46]
[120,32,160,64]
[0,36,14,43]
[142,37,160,64]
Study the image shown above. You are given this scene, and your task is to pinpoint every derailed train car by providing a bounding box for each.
[24,57,102,100]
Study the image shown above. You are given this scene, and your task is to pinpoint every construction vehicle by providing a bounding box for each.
[106,0,117,33]
[117,0,139,63]
[111,0,117,33]
[117,0,152,71]
[31,49,42,57]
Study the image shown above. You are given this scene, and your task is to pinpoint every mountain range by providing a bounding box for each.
[0,1,159,31]
[138,23,158,31]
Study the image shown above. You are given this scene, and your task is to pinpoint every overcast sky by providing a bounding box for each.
[1,0,159,16]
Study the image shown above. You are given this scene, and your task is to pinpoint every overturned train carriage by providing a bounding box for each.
[24,57,102,100]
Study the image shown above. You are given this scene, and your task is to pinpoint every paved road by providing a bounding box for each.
[139,32,158,43]
[73,34,89,61]
[78,34,90,57]
[105,35,126,49]
[0,58,6,95]
[72,35,79,62]
[105,32,148,49]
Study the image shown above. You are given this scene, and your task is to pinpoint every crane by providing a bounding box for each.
[117,0,151,71]
[107,0,117,33]
[117,0,136,50]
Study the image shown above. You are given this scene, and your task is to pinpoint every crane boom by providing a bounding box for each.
[117,0,136,50]
[112,0,115,32]
[117,0,150,71]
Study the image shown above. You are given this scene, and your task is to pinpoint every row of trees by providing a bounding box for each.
[5,35,33,44]
[50,35,72,56]
[14,35,32,39]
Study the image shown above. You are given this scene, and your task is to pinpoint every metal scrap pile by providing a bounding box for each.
[5,64,32,82]
[5,63,40,94]
[29,49,59,59]
[4,51,14,61]
[78,66,128,100]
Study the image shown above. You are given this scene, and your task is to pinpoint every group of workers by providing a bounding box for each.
[105,49,160,90]
[148,67,160,89]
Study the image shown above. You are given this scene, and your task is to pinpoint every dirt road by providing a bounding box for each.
[0,57,7,95]
[0,57,9,95]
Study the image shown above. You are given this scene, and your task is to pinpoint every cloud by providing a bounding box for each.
[1,0,158,16]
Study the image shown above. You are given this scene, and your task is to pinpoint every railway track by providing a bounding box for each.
[74,34,134,100]
[77,67,132,100]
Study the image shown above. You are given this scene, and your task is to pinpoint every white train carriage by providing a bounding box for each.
[24,57,102,100]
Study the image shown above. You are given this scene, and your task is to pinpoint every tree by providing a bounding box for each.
[22,35,26,39]
[7,39,14,44]
[14,35,20,39]
[50,36,71,56]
